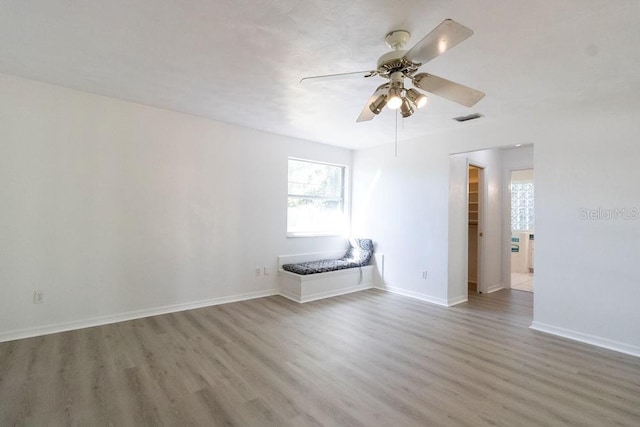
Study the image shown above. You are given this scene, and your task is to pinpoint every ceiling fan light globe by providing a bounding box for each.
[406,88,428,109]
[400,98,415,118]
[387,97,402,109]
[369,95,388,115]
[387,88,403,109]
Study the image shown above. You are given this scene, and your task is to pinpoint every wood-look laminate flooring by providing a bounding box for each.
[1,289,639,426]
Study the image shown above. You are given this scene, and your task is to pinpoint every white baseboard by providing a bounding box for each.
[280,284,373,304]
[278,265,374,303]
[447,295,468,306]
[278,289,301,303]
[530,321,640,358]
[485,283,504,294]
[300,284,373,303]
[375,285,452,307]
[0,289,278,343]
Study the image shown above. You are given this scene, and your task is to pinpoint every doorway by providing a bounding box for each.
[509,169,534,292]
[468,165,483,294]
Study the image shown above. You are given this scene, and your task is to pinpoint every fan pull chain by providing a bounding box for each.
[394,109,398,157]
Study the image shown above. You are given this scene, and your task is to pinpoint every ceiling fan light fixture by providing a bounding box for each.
[400,98,415,118]
[406,88,428,108]
[387,88,403,110]
[369,94,388,115]
[301,20,483,123]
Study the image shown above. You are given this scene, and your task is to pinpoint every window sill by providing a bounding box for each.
[286,232,344,238]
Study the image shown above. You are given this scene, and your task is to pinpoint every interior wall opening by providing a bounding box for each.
[510,168,535,292]
[468,165,482,294]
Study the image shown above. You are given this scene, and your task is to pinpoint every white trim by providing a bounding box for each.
[287,156,346,168]
[282,284,373,304]
[447,295,469,306]
[278,265,374,303]
[287,157,349,237]
[0,289,278,343]
[502,164,535,290]
[375,285,453,307]
[286,232,344,238]
[301,284,372,303]
[278,289,302,303]
[485,283,504,293]
[467,160,486,293]
[502,167,513,289]
[530,321,640,358]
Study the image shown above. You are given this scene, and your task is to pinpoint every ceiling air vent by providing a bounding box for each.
[453,113,483,122]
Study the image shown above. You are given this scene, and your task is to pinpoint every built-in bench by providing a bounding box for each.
[278,239,374,303]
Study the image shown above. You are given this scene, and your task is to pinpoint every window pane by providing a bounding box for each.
[287,197,345,234]
[288,159,343,198]
[287,159,346,235]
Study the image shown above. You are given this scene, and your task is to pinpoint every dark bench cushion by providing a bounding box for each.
[282,238,373,275]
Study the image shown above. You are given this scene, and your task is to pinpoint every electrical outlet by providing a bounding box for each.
[263,267,270,275]
[421,271,428,279]
[255,267,261,276]
[33,290,44,304]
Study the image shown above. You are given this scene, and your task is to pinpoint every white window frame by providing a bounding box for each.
[287,157,349,238]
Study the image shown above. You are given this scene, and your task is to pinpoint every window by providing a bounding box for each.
[287,158,346,236]
[511,172,534,231]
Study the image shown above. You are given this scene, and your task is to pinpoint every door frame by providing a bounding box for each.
[467,160,486,293]
[502,167,534,289]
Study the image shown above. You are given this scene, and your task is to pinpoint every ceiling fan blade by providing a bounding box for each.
[404,19,474,65]
[413,73,485,107]
[300,70,377,84]
[356,84,389,122]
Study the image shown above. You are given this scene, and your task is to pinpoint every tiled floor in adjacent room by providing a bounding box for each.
[511,272,534,292]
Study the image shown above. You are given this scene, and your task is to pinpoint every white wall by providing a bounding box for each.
[0,73,352,340]
[502,145,534,173]
[352,112,640,356]
[511,168,534,183]
[448,154,469,303]
[532,114,640,355]
[351,141,451,305]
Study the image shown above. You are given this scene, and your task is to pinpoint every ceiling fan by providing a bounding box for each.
[300,19,485,122]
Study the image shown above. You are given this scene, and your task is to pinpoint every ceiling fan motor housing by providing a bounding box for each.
[376,50,420,78]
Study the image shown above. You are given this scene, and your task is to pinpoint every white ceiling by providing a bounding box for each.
[1,0,639,149]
